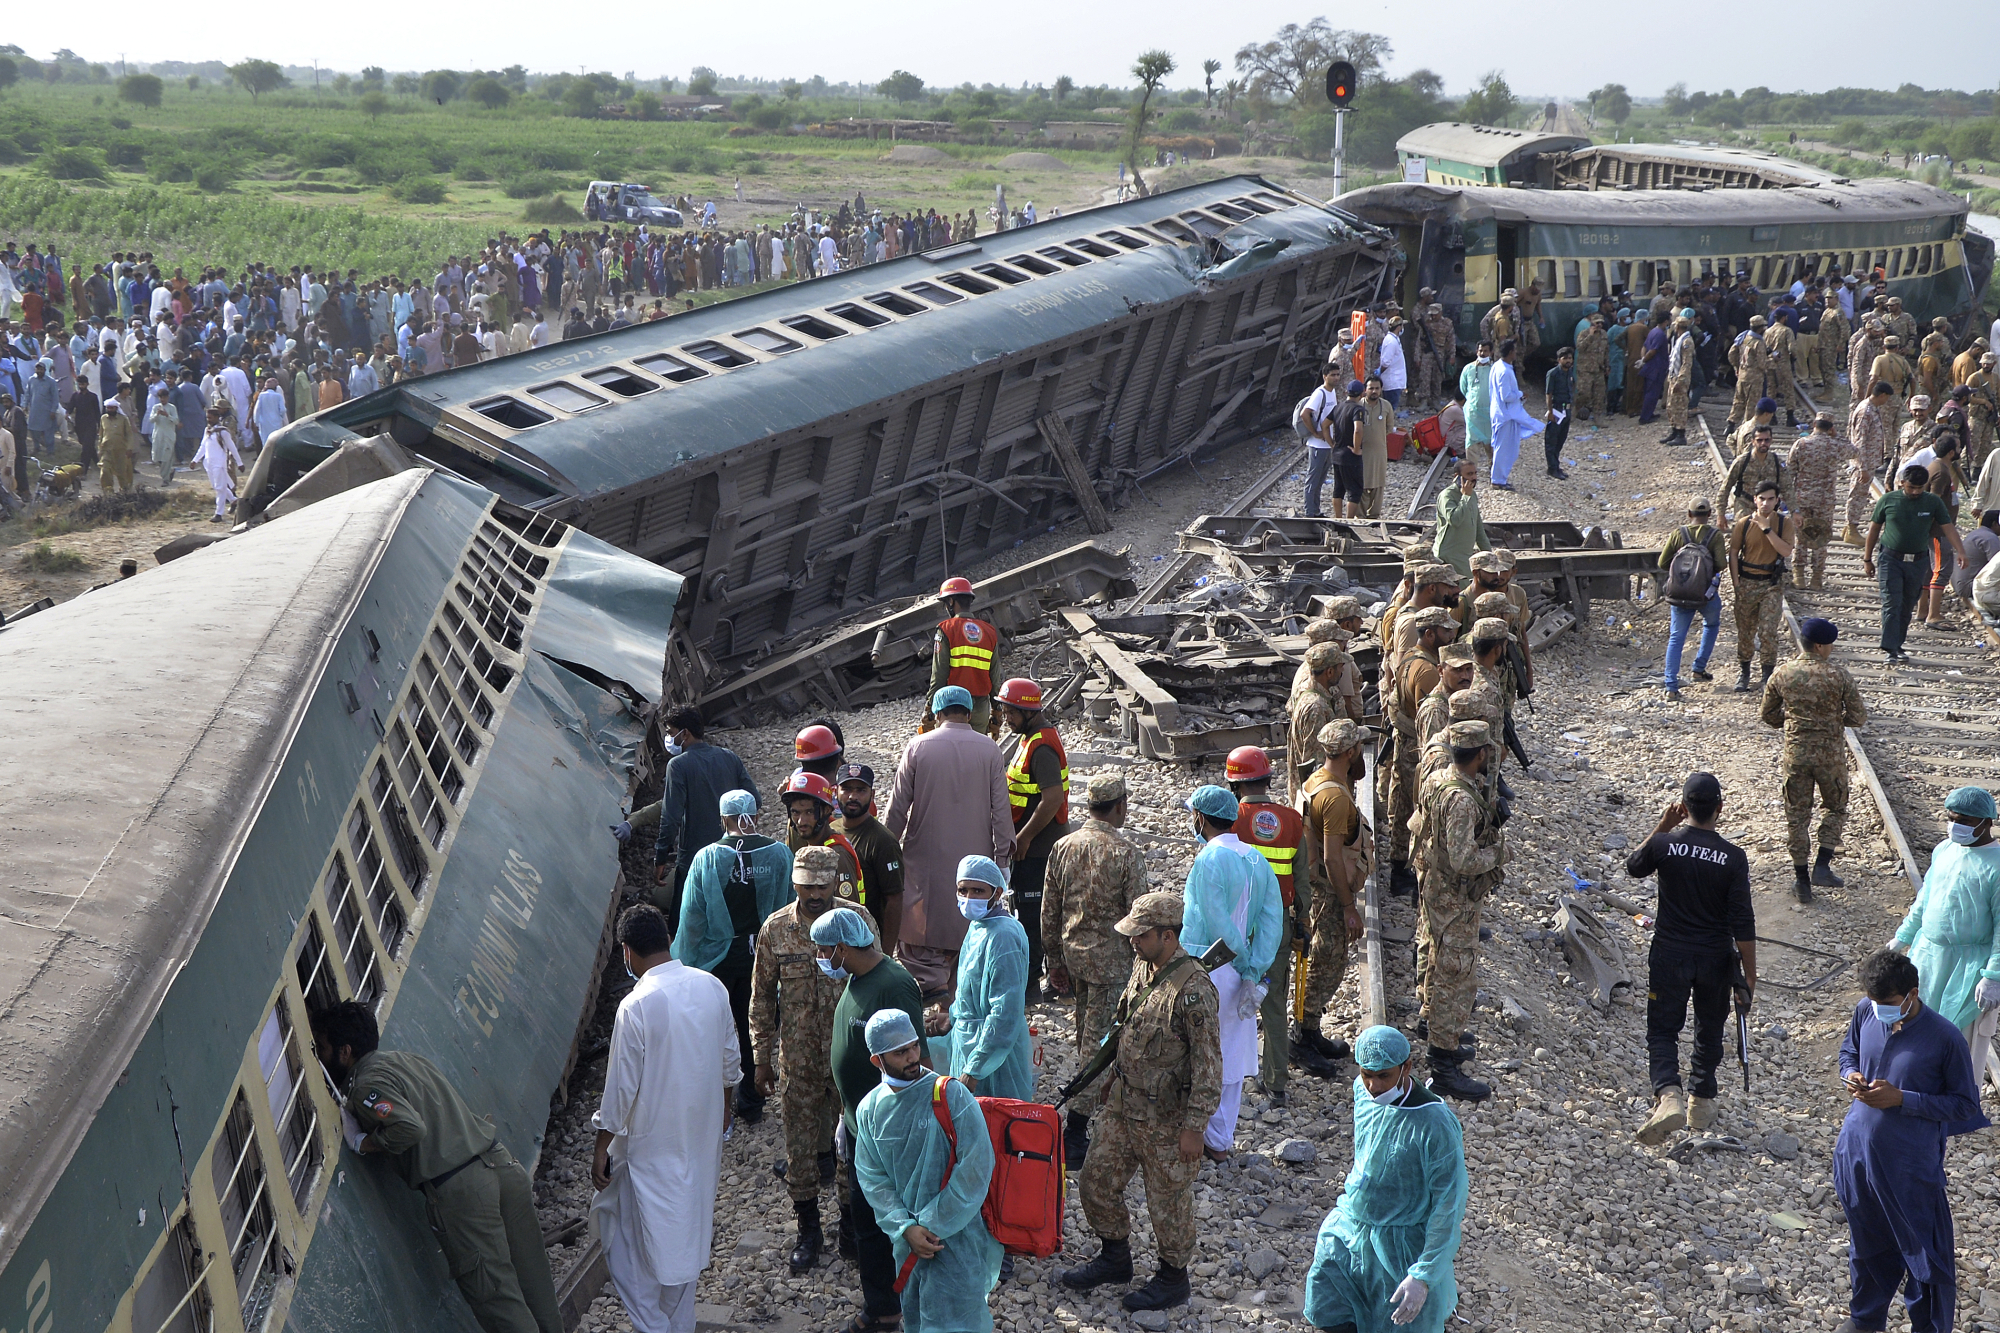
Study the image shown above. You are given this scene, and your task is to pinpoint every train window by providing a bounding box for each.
[583,367,660,397]
[322,855,384,1006]
[1147,218,1200,244]
[211,1090,283,1328]
[369,761,430,897]
[1037,246,1090,267]
[1887,250,1901,279]
[779,313,848,341]
[936,272,998,296]
[1561,261,1581,299]
[684,339,756,367]
[1003,253,1063,275]
[901,281,963,305]
[972,262,1032,285]
[1587,261,1606,299]
[426,631,496,734]
[439,607,513,697]
[1250,192,1295,210]
[293,912,341,1013]
[864,290,929,316]
[1125,225,1171,242]
[256,1002,323,1210]
[1067,237,1120,258]
[388,718,449,846]
[526,381,606,414]
[1205,201,1254,221]
[1535,260,1555,294]
[1226,196,1275,215]
[1751,257,1769,288]
[131,1215,214,1333]
[470,396,552,431]
[347,808,411,955]
[827,301,892,327]
[633,352,709,382]
[1625,262,1646,296]
[1918,245,1933,275]
[734,327,804,354]
[1098,230,1149,249]
[1176,211,1230,239]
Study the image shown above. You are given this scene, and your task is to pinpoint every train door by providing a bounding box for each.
[1497,224,1526,296]
[1412,217,1467,312]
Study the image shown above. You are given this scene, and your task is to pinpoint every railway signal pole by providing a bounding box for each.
[1326,61,1356,198]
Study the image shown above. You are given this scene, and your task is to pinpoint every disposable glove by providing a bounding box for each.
[1977,977,2000,1011]
[610,820,633,843]
[1390,1276,1428,1326]
[1885,938,1908,955]
[1236,981,1268,1022]
[340,1107,367,1154]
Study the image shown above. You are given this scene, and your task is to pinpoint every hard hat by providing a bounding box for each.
[938,576,973,598]
[794,725,842,762]
[995,677,1043,710]
[782,770,838,808]
[1225,746,1273,783]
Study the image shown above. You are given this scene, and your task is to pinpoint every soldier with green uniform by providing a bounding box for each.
[1299,719,1370,1065]
[1414,721,1507,1103]
[1764,310,1802,427]
[1759,616,1868,902]
[1727,479,1794,694]
[1727,316,1771,433]
[751,844,878,1271]
[1417,645,1477,748]
[1061,891,1223,1314]
[1288,641,1345,791]
[1786,412,1855,589]
[310,1001,561,1333]
[1719,423,1791,524]
[1574,313,1609,420]
[1388,605,1459,899]
[1816,288,1849,390]
[1662,314,1696,447]
[1291,614,1365,722]
[1043,772,1149,1164]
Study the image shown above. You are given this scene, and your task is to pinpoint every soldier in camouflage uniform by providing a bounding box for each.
[1847,382,1895,541]
[750,844,879,1271]
[1918,323,1953,403]
[1416,644,1477,748]
[1896,395,1934,476]
[1968,353,1999,473]
[1817,291,1851,390]
[1290,616,1364,723]
[1727,479,1794,692]
[1426,303,1457,406]
[1764,311,1801,426]
[1727,316,1771,433]
[1662,315,1696,445]
[1718,424,1791,524]
[1786,412,1855,588]
[1287,642,1344,790]
[1042,773,1148,1164]
[1883,297,1918,353]
[1871,337,1913,439]
[1574,313,1609,420]
[1415,719,1506,1102]
[1759,617,1868,902]
[1387,605,1458,898]
[1061,891,1223,1314]
[1299,718,1371,1057]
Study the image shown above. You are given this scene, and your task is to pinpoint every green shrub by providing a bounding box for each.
[391,174,447,203]
[502,172,560,198]
[665,151,695,173]
[528,146,585,171]
[24,542,89,573]
[291,181,362,194]
[950,173,997,192]
[744,159,766,175]
[39,145,106,180]
[194,163,233,193]
[0,136,24,164]
[103,138,147,168]
[148,153,194,183]
[455,157,495,182]
[522,193,584,223]
[748,105,786,130]
[1161,108,1205,132]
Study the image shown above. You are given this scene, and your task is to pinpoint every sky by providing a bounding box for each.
[10,0,1993,98]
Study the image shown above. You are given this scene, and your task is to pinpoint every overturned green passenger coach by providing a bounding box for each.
[0,471,681,1333]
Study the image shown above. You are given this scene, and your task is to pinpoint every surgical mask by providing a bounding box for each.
[1948,821,1980,845]
[958,894,990,921]
[1872,1000,1907,1026]
[880,1070,923,1091]
[815,957,848,982]
[665,734,686,757]
[1370,1080,1407,1105]
[1477,355,1491,364]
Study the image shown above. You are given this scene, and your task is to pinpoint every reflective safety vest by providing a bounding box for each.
[794,830,867,908]
[1232,799,1305,908]
[1006,727,1069,828]
[938,616,998,695]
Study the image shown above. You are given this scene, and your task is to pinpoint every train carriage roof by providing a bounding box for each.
[1340,177,1968,228]
[275,175,1388,505]
[1395,122,1591,169]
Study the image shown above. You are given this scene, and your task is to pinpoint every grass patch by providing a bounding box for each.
[522,193,583,223]
[951,173,999,192]
[22,542,90,573]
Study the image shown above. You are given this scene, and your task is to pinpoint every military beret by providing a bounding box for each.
[1087,773,1128,804]
[1446,719,1493,748]
[1406,606,1457,632]
[1115,890,1186,936]
[1316,718,1366,754]
[1304,617,1343,644]
[1322,595,1366,621]
[1306,641,1345,672]
[1415,565,1461,590]
[1467,550,1502,574]
[793,844,842,885]
[1756,397,1778,415]
[1471,616,1514,643]
[1799,616,1838,645]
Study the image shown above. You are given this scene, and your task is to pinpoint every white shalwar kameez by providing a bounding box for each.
[192,426,241,517]
[590,959,741,1333]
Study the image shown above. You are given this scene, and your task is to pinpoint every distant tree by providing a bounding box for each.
[500,64,528,93]
[630,90,661,120]
[1234,20,1391,106]
[878,70,924,104]
[467,76,511,110]
[229,59,288,101]
[1662,82,1690,117]
[332,73,351,95]
[658,75,679,94]
[42,59,61,85]
[562,79,600,118]
[360,90,390,120]
[1202,58,1222,107]
[118,72,164,109]
[780,80,802,101]
[0,58,16,94]
[1126,49,1176,195]
[1053,74,1074,104]
[186,75,200,93]
[688,66,718,97]
[805,75,829,98]
[1588,83,1631,125]
[89,63,109,83]
[421,70,461,104]
[391,74,419,97]
[1457,71,1517,127]
[359,65,385,93]
[1220,78,1244,117]
[19,58,42,82]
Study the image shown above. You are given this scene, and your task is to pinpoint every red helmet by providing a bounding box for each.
[794,725,842,762]
[938,577,974,598]
[995,677,1043,710]
[1225,746,1273,783]
[782,770,838,808]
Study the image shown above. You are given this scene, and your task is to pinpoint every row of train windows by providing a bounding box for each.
[124,507,559,1333]
[1532,242,1952,301]
[468,193,1298,432]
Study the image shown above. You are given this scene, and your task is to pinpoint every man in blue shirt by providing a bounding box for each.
[645,705,761,933]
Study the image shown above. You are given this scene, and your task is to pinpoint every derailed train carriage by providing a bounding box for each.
[252,175,1398,683]
[0,471,681,1333]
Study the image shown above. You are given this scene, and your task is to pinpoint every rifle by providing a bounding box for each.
[1056,939,1236,1108]
[1732,954,1752,1092]
[1502,710,1532,772]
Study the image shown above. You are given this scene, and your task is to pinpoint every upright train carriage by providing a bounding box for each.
[254,176,1399,681]
[0,471,682,1333]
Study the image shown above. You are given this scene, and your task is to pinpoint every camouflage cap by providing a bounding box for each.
[1749,315,1766,327]
[793,844,842,885]
[1306,641,1345,673]
[1491,548,1517,572]
[1086,773,1128,804]
[1473,592,1513,618]
[1316,718,1370,753]
[1322,594,1367,621]
[1415,565,1461,590]
[1304,617,1344,644]
[1446,688,1487,722]
[1406,605,1457,632]
[1471,615,1514,643]
[1467,550,1503,574]
[1446,719,1494,748]
[1438,641,1476,665]
[1115,890,1186,937]
[1883,335,1901,347]
[1909,394,1932,411]
[1401,545,1432,572]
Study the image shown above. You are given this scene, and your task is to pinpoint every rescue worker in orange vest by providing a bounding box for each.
[1227,746,1337,1105]
[1000,676,1071,1004]
[921,578,1000,736]
[781,771,867,911]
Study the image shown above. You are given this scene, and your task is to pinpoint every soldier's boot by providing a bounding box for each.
[1060,1238,1134,1291]
[1732,662,1752,693]
[1664,429,1688,447]
[1416,1017,1476,1054]
[1123,1265,1193,1312]
[1636,1086,1688,1145]
[1426,1047,1491,1102]
[1291,1025,1346,1077]
[1811,570,1825,591]
[1842,524,1863,547]
[1063,1110,1090,1169]
[1759,663,1774,691]
[788,1199,823,1274]
[1687,1096,1720,1131]
[1792,865,1814,904]
[836,1205,858,1262]
[1812,847,1845,888]
[1787,410,1798,428]
[1389,862,1418,899]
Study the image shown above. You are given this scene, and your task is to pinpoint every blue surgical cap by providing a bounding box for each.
[957,855,1006,890]
[932,685,974,714]
[1355,1025,1413,1071]
[809,906,876,948]
[865,1009,921,1056]
[1946,787,1997,821]
[1185,785,1239,822]
[719,789,757,817]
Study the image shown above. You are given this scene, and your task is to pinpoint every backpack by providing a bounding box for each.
[1663,526,1717,607]
[895,1083,1064,1291]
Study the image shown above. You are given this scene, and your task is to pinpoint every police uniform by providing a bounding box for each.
[342,1049,562,1333]
[1075,893,1223,1273]
[1415,722,1507,1093]
[1759,644,1868,874]
[1042,776,1148,1063]
[1232,788,1309,1095]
